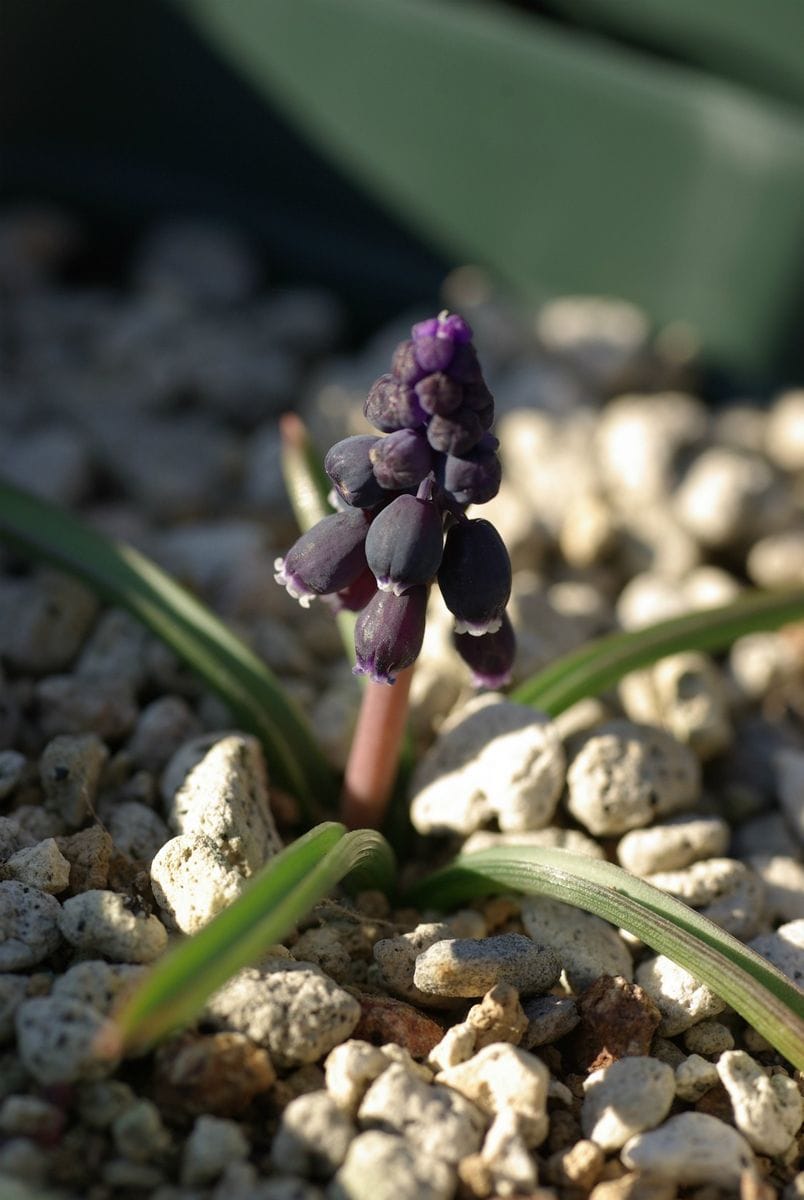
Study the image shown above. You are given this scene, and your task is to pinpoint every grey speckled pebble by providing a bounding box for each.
[15,996,121,1085]
[330,1131,455,1200]
[749,918,804,986]
[435,1043,549,1147]
[3,839,70,894]
[52,960,146,1014]
[616,815,729,876]
[373,922,456,1008]
[181,1114,249,1187]
[0,881,62,970]
[566,720,700,836]
[205,960,360,1069]
[0,976,30,1044]
[747,855,804,923]
[716,1050,803,1156]
[270,1090,356,1179]
[104,800,170,866]
[413,933,560,998]
[39,733,108,830]
[58,889,168,963]
[621,1112,754,1188]
[521,994,579,1048]
[635,954,726,1035]
[35,674,138,742]
[0,570,97,673]
[521,895,633,991]
[581,1056,675,1151]
[359,1063,485,1163]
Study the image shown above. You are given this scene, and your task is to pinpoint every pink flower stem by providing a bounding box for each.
[340,667,414,830]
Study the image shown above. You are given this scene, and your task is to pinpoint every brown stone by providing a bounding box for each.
[545,1139,605,1191]
[153,1031,275,1117]
[352,992,444,1058]
[570,974,661,1072]
[56,825,113,894]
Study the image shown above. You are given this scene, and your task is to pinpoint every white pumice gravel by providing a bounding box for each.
[0,569,98,673]
[674,1053,720,1102]
[126,694,202,775]
[635,954,727,1035]
[0,881,62,970]
[181,1114,250,1187]
[520,895,633,990]
[112,1098,171,1162]
[51,960,146,1014]
[581,1056,676,1151]
[478,1109,539,1195]
[621,1111,755,1188]
[150,832,250,933]
[35,673,139,742]
[372,921,457,1007]
[682,1019,734,1057]
[205,960,361,1068]
[566,719,700,836]
[749,918,804,987]
[435,1043,549,1147]
[412,933,561,998]
[39,732,108,830]
[58,889,168,963]
[0,977,30,1045]
[716,1050,803,1157]
[358,1062,486,1163]
[747,855,804,923]
[616,813,730,875]
[324,1040,391,1116]
[2,838,70,894]
[409,695,566,836]
[270,1090,356,1179]
[163,732,281,875]
[329,1130,455,1200]
[102,799,171,866]
[15,995,120,1084]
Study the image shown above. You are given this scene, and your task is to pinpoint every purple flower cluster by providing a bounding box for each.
[275,312,514,686]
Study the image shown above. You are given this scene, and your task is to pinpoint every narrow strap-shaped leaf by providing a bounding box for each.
[115,821,395,1052]
[407,846,804,1069]
[514,588,804,713]
[0,479,335,810]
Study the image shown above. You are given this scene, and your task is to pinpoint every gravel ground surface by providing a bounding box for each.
[0,208,803,1200]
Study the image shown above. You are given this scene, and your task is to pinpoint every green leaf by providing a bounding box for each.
[514,588,804,713]
[0,479,335,812]
[115,821,395,1052]
[407,846,804,1069]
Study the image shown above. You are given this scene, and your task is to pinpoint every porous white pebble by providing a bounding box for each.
[635,954,726,1035]
[324,1040,390,1115]
[747,855,804,923]
[645,652,732,760]
[412,933,560,998]
[674,446,789,550]
[644,857,765,939]
[52,960,146,1014]
[521,895,633,990]
[181,1114,249,1186]
[427,1023,477,1073]
[126,694,202,774]
[616,814,730,875]
[717,1050,803,1156]
[0,570,97,673]
[621,1111,755,1188]
[749,918,804,986]
[747,530,804,590]
[104,801,170,865]
[0,881,62,970]
[581,1056,675,1151]
[205,959,361,1068]
[765,388,804,471]
[410,695,565,836]
[35,674,138,741]
[682,1019,734,1058]
[58,889,168,963]
[112,1098,171,1162]
[674,1053,719,1102]
[15,996,120,1084]
[330,1130,455,1200]
[150,832,249,933]
[0,976,30,1044]
[480,1110,539,1195]
[372,922,456,1007]
[270,1090,356,1178]
[359,1062,486,1162]
[566,720,700,836]
[74,607,151,691]
[39,733,108,830]
[436,1043,549,1147]
[3,839,70,894]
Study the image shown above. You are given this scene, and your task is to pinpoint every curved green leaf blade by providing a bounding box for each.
[115,821,395,1052]
[0,479,335,811]
[514,588,804,713]
[407,846,804,1069]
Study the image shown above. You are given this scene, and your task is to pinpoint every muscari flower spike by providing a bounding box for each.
[275,310,515,685]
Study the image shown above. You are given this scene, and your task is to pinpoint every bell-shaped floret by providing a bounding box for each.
[274,508,370,606]
[364,374,427,432]
[322,567,378,614]
[453,612,516,689]
[426,408,484,456]
[369,428,433,491]
[325,435,385,508]
[415,371,463,417]
[442,436,502,506]
[438,517,512,634]
[365,493,444,596]
[354,585,428,684]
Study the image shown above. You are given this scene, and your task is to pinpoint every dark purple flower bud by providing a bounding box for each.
[324,435,386,508]
[453,612,516,689]
[412,312,473,374]
[438,517,511,634]
[476,402,495,431]
[426,408,484,456]
[274,509,370,606]
[441,433,501,505]
[369,428,433,490]
[365,493,444,596]
[364,374,427,432]
[391,339,427,386]
[415,372,463,417]
[354,586,428,684]
[462,378,494,411]
[322,566,378,614]
[448,342,483,384]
